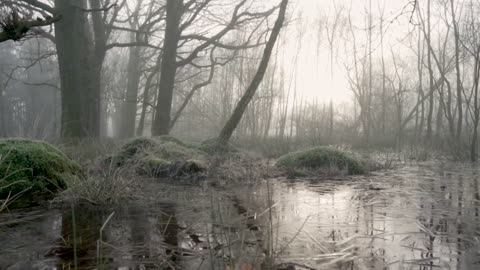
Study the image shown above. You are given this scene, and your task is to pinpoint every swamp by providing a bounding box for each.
[1,0,480,269]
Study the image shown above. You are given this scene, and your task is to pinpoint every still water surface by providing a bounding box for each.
[1,162,480,269]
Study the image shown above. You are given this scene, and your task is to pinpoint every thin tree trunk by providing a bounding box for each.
[417,26,425,140]
[471,47,480,161]
[366,0,373,144]
[0,86,5,137]
[380,13,386,135]
[137,69,157,136]
[170,63,215,131]
[426,0,434,140]
[218,0,288,143]
[436,84,444,141]
[450,0,463,139]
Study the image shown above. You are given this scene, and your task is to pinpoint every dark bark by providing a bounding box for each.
[137,70,157,136]
[55,0,96,137]
[217,0,288,143]
[151,0,182,136]
[54,0,108,138]
[88,0,109,137]
[0,11,61,43]
[120,31,142,138]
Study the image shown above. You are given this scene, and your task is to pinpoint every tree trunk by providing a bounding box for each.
[55,0,97,138]
[417,25,425,140]
[426,0,434,140]
[436,85,444,141]
[450,0,463,139]
[217,0,288,143]
[137,70,157,136]
[471,49,480,161]
[366,0,373,144]
[0,86,5,137]
[152,0,182,136]
[121,31,142,138]
[380,14,386,136]
[88,0,107,138]
[328,100,334,140]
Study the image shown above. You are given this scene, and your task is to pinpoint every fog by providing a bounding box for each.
[2,0,480,269]
[1,0,424,144]
[3,0,472,153]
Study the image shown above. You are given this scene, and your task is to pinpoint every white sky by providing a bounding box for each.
[284,0,413,103]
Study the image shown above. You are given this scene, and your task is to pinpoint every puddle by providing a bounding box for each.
[1,162,480,269]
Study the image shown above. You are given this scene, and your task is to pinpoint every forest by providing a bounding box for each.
[1,0,480,269]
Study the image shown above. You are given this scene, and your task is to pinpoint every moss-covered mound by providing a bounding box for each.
[276,147,365,175]
[0,139,82,199]
[108,136,207,177]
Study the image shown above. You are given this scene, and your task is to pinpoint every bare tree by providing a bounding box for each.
[151,0,280,136]
[217,0,288,144]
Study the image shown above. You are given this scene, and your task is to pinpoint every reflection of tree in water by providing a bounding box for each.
[51,202,180,269]
[125,202,178,268]
[157,202,179,264]
[56,205,106,269]
[9,164,480,269]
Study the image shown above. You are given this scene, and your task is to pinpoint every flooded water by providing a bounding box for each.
[1,161,480,270]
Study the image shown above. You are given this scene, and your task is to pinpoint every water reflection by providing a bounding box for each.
[255,163,480,269]
[1,162,480,269]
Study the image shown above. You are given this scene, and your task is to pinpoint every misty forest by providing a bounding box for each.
[2,0,480,269]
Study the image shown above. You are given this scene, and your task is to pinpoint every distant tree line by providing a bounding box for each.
[0,0,288,144]
[4,0,480,161]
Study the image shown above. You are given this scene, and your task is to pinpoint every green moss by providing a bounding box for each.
[109,137,207,177]
[0,139,82,199]
[137,156,172,177]
[276,147,365,175]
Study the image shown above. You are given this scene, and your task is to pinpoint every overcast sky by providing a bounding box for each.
[284,0,413,103]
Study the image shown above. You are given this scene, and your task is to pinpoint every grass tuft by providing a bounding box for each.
[58,167,137,206]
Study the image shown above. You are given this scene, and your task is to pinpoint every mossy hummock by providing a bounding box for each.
[0,139,82,199]
[109,136,207,177]
[276,147,365,175]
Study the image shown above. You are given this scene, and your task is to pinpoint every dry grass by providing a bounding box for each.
[206,151,272,184]
[52,138,140,206]
[57,164,139,206]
